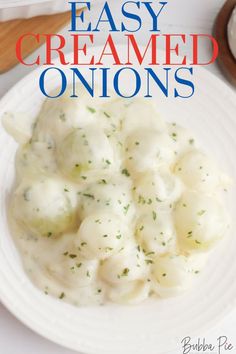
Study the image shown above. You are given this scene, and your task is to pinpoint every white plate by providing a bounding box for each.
[0,46,236,354]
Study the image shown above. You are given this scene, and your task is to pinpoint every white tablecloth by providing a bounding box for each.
[0,1,236,353]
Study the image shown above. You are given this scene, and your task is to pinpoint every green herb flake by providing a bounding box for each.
[83,193,95,199]
[189,139,194,145]
[162,273,167,277]
[103,111,111,118]
[122,268,130,276]
[105,247,113,252]
[87,106,96,114]
[198,210,206,216]
[69,254,77,259]
[138,195,146,205]
[145,259,153,265]
[59,112,66,122]
[152,211,157,221]
[99,179,107,185]
[76,263,82,268]
[23,188,31,202]
[172,132,177,140]
[121,168,130,177]
[187,231,193,238]
[123,204,130,215]
[195,240,201,245]
[146,252,155,256]
[59,292,65,299]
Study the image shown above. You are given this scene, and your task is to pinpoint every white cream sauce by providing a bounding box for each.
[4,87,231,306]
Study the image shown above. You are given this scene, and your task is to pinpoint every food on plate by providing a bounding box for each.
[3,87,231,306]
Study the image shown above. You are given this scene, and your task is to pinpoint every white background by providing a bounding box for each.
[0,0,236,353]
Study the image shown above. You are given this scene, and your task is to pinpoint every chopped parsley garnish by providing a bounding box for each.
[146,252,155,256]
[156,197,163,203]
[59,292,65,299]
[105,247,113,252]
[152,211,157,221]
[172,132,177,140]
[198,210,206,216]
[83,193,95,199]
[105,159,111,165]
[69,254,77,259]
[123,204,130,215]
[103,111,111,118]
[87,106,96,114]
[99,179,107,185]
[122,268,130,276]
[121,168,130,177]
[162,273,167,277]
[138,195,146,204]
[23,188,31,202]
[59,112,66,121]
[145,259,153,265]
